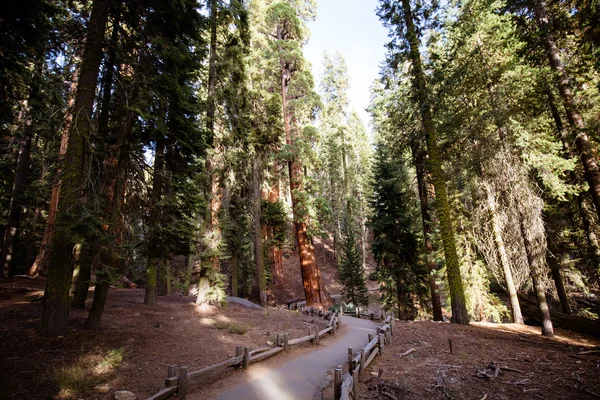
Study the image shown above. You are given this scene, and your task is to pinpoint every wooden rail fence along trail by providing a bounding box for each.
[333,314,394,400]
[146,311,341,400]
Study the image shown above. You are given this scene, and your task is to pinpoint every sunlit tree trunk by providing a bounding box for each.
[401,0,468,324]
[41,0,110,336]
[534,0,600,220]
[278,30,329,308]
[28,61,79,278]
[518,212,554,337]
[485,183,524,324]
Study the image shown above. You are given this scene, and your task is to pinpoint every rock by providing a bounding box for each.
[114,390,136,400]
[226,296,264,310]
[94,384,110,394]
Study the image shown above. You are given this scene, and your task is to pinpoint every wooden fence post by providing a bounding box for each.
[359,349,366,374]
[284,332,289,352]
[314,325,320,345]
[368,333,374,343]
[386,328,392,345]
[177,366,188,400]
[334,367,342,400]
[348,348,354,371]
[379,333,386,355]
[243,346,250,370]
[167,364,176,379]
[332,319,337,335]
[352,368,359,400]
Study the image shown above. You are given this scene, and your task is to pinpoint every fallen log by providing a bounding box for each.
[519,296,600,337]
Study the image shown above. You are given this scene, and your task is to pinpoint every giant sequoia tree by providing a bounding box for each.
[264,1,330,308]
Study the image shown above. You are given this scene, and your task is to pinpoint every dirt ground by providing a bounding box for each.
[0,276,330,400]
[349,320,600,400]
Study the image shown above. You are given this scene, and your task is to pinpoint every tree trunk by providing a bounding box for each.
[401,0,468,324]
[145,137,165,306]
[281,78,329,309]
[579,196,600,282]
[96,8,120,139]
[548,254,572,315]
[41,0,110,336]
[534,0,600,220]
[518,214,554,337]
[231,251,239,297]
[253,157,267,306]
[71,243,96,309]
[413,147,444,321]
[85,98,133,329]
[28,59,79,278]
[2,59,44,277]
[1,119,33,277]
[184,247,194,296]
[486,183,524,324]
[268,167,284,283]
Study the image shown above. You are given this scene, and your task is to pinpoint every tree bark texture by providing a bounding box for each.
[268,172,284,283]
[401,0,469,324]
[41,0,110,336]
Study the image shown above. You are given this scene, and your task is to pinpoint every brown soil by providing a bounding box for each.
[345,320,600,400]
[0,276,329,400]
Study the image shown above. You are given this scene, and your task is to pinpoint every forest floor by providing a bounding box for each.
[0,276,332,400]
[345,320,600,400]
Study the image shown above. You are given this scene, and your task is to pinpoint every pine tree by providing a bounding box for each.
[370,142,423,319]
[338,213,369,307]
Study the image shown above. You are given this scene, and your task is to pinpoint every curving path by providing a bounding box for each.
[213,316,377,400]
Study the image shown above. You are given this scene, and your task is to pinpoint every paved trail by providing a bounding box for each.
[214,316,377,400]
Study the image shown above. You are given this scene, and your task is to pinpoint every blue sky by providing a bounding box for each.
[303,0,389,128]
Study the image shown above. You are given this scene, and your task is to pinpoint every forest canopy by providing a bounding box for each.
[0,0,599,340]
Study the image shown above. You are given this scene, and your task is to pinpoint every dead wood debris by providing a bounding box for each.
[396,348,416,358]
[364,376,411,400]
[476,362,501,380]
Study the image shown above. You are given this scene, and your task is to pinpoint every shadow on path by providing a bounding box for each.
[213,316,377,400]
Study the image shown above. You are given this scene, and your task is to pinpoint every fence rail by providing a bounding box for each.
[145,311,341,400]
[333,314,394,400]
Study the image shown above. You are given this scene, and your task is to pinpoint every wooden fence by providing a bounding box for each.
[145,312,341,400]
[333,314,394,400]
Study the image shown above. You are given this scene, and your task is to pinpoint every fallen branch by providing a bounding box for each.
[577,349,600,355]
[476,363,500,380]
[426,364,462,368]
[498,366,525,374]
[506,379,530,385]
[397,348,416,358]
